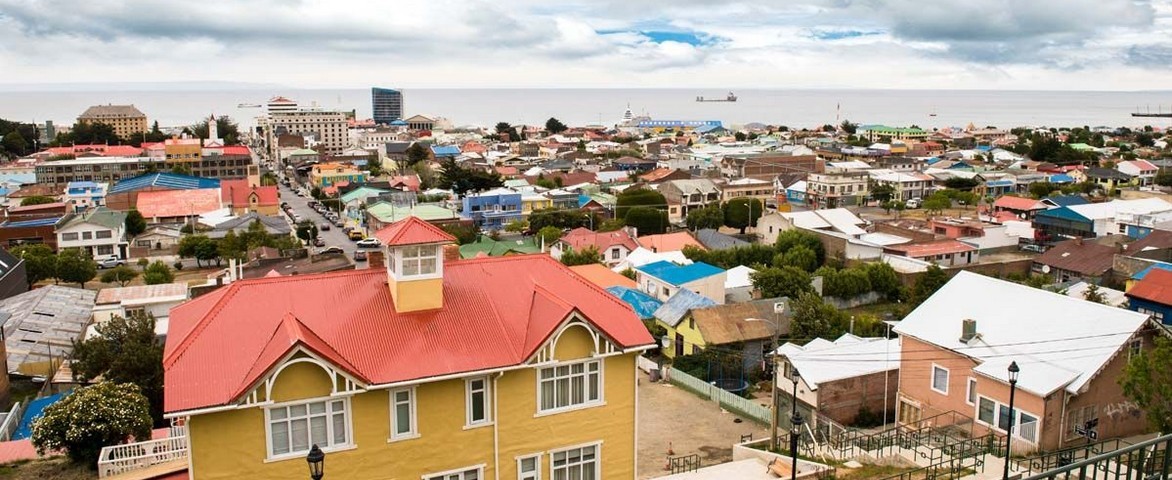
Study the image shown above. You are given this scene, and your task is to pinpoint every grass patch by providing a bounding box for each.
[0,458,95,480]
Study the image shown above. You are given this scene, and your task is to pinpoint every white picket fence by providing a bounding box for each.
[97,430,188,478]
[0,401,24,442]
[667,366,772,426]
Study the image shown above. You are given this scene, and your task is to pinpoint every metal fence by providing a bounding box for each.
[1022,432,1172,480]
[667,367,772,426]
[0,401,23,442]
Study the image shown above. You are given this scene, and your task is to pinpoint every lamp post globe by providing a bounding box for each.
[306,444,325,480]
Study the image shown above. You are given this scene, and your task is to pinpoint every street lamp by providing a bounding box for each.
[306,444,324,480]
[790,410,804,480]
[1003,361,1020,480]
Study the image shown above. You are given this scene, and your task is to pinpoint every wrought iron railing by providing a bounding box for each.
[1013,437,1134,477]
[666,453,701,474]
[1022,433,1172,480]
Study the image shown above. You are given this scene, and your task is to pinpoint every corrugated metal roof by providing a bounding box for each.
[652,289,716,328]
[636,260,724,286]
[373,215,456,246]
[163,254,654,413]
[1,217,62,228]
[1126,268,1172,305]
[109,173,220,194]
[605,286,662,319]
[0,286,96,376]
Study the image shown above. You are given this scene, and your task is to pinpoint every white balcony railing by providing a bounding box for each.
[97,429,188,478]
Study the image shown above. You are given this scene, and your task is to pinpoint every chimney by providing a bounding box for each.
[368,250,385,268]
[443,244,461,263]
[959,319,978,343]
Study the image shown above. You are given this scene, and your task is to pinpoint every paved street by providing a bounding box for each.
[275,180,372,269]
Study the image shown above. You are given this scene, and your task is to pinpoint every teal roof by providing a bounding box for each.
[636,260,724,286]
[458,237,540,258]
[340,187,390,204]
[63,207,126,230]
[1035,206,1092,224]
[366,202,459,222]
[110,173,219,194]
[605,286,663,319]
[1133,263,1172,280]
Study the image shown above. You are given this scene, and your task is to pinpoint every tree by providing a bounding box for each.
[751,266,813,299]
[10,244,57,287]
[560,245,601,266]
[775,229,825,266]
[260,172,279,186]
[143,120,168,143]
[441,223,478,245]
[871,184,896,203]
[537,226,563,246]
[495,122,513,136]
[188,115,242,145]
[20,195,57,206]
[504,220,528,233]
[776,245,818,272]
[723,198,764,234]
[528,209,596,231]
[218,230,246,261]
[100,265,139,287]
[864,263,902,301]
[922,194,951,216]
[169,163,192,176]
[734,132,747,142]
[143,261,175,285]
[545,117,568,134]
[840,120,858,134]
[954,191,978,209]
[943,177,980,190]
[911,264,949,305]
[71,311,166,425]
[56,248,96,288]
[125,209,147,237]
[615,188,667,219]
[405,142,430,168]
[790,292,848,339]
[178,235,218,267]
[624,207,668,235]
[1029,182,1059,199]
[31,381,153,466]
[2,131,27,155]
[295,220,319,244]
[1121,337,1172,432]
[310,186,324,200]
[57,121,123,146]
[437,158,504,195]
[686,205,724,231]
[1083,283,1106,304]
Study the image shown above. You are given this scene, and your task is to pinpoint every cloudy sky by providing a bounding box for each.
[1,0,1170,90]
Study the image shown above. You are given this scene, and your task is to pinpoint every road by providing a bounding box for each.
[275,179,373,269]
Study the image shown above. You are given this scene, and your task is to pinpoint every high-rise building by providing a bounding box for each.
[76,104,148,140]
[261,96,350,157]
[371,87,403,125]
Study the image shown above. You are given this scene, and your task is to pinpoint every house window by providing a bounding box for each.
[466,377,491,427]
[610,248,620,260]
[930,364,949,395]
[551,444,599,480]
[82,232,93,240]
[1129,338,1143,360]
[136,239,152,247]
[518,454,542,480]
[401,245,438,276]
[538,360,602,413]
[966,378,977,405]
[977,397,995,425]
[390,387,417,440]
[62,233,79,241]
[266,398,350,459]
[977,395,1040,443]
[425,466,483,480]
[1137,307,1164,321]
[998,404,1013,431]
[96,245,114,256]
[95,230,113,239]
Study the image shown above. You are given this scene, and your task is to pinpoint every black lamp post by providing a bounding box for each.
[790,410,804,480]
[306,444,325,480]
[1003,361,1020,480]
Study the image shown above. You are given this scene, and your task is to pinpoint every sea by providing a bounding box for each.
[2,88,1171,132]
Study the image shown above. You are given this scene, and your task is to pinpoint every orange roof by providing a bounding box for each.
[639,168,677,182]
[136,188,222,219]
[1127,268,1172,305]
[374,215,456,246]
[220,179,278,207]
[638,232,705,253]
[993,196,1044,211]
[569,264,636,289]
[558,227,639,252]
[163,255,655,413]
[42,145,143,157]
[220,145,251,156]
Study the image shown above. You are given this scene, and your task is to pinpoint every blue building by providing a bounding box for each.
[64,181,108,212]
[461,188,523,230]
[1127,268,1172,324]
[1033,207,1095,243]
[371,87,404,125]
[431,145,461,160]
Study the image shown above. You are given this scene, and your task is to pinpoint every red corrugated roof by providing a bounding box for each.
[220,179,278,207]
[1127,268,1172,305]
[994,196,1044,211]
[219,145,251,156]
[559,227,639,253]
[136,188,222,219]
[163,255,654,413]
[373,215,456,246]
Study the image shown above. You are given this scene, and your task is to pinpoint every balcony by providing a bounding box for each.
[96,425,188,478]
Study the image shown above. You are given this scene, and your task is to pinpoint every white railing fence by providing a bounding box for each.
[667,366,772,426]
[0,401,24,442]
[636,355,660,374]
[97,434,188,478]
[1018,419,1039,445]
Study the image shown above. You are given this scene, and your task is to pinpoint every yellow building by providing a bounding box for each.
[164,216,655,480]
[521,193,554,217]
[309,162,369,187]
[164,137,202,166]
[77,104,148,140]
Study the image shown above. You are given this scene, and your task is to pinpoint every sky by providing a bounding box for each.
[1,0,1171,90]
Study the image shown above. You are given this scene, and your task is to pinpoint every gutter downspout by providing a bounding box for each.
[494,372,502,480]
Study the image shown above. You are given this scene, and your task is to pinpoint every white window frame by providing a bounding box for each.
[549,442,602,480]
[390,386,419,441]
[966,377,977,406]
[930,364,949,395]
[974,394,1040,444]
[536,359,604,416]
[423,464,486,480]
[517,453,542,480]
[263,396,353,461]
[465,376,492,428]
[397,244,439,278]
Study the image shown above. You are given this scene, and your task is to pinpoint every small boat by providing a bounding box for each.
[696,92,737,102]
[237,103,262,108]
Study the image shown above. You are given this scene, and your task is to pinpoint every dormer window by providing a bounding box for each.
[400,245,438,277]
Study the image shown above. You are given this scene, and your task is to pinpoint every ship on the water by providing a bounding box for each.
[237,103,262,108]
[696,92,737,102]
[1132,106,1172,118]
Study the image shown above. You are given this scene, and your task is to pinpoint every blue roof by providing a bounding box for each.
[1035,206,1091,223]
[636,120,722,128]
[975,145,993,152]
[1044,194,1089,207]
[430,145,461,156]
[1048,174,1075,184]
[13,392,67,440]
[2,217,62,228]
[109,173,220,194]
[636,260,724,286]
[652,289,716,328]
[67,181,100,189]
[605,286,664,319]
[1133,263,1172,280]
[390,120,408,126]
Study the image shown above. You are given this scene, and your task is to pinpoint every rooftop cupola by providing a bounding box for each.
[373,216,456,313]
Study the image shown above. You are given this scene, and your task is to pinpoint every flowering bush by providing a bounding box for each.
[31,382,153,467]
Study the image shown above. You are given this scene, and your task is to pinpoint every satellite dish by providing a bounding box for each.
[1042,265,1051,274]
[661,335,673,347]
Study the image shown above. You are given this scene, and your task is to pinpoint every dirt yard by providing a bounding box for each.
[637,370,770,479]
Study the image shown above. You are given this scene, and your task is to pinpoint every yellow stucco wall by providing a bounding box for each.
[656,315,706,359]
[185,321,637,480]
[389,277,443,312]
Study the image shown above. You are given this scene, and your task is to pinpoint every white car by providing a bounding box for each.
[355,238,381,249]
[905,198,922,209]
[96,255,125,269]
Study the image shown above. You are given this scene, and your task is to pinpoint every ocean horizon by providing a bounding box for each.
[3,87,1172,133]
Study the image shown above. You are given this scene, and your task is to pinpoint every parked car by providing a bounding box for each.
[307,201,319,209]
[353,250,368,262]
[356,238,381,249]
[96,255,125,269]
[333,219,345,227]
[318,246,344,255]
[313,237,326,247]
[320,223,331,231]
[348,230,364,241]
[906,198,922,209]
[1020,243,1046,253]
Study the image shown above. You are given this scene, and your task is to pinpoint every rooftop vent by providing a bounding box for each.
[959,318,978,343]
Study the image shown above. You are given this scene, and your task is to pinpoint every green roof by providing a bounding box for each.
[366,202,459,223]
[861,125,927,134]
[64,207,126,230]
[289,148,319,156]
[458,237,541,258]
[341,187,390,204]
[1068,143,1094,151]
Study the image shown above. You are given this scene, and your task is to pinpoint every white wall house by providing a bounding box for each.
[635,260,727,304]
[89,283,191,338]
[55,207,128,259]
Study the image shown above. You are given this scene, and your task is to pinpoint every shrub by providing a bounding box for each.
[31,382,153,467]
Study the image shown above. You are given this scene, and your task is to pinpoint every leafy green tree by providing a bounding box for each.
[310,186,324,200]
[686,205,724,231]
[406,142,429,167]
[2,131,27,154]
[495,122,513,136]
[1083,283,1106,304]
[820,267,872,298]
[871,184,896,203]
[143,261,175,285]
[545,117,568,134]
[437,158,504,195]
[10,244,57,287]
[1121,337,1172,432]
[864,263,902,301]
[751,266,813,299]
[170,163,192,176]
[790,292,848,339]
[560,245,602,266]
[734,132,747,141]
[911,264,950,305]
[217,230,246,261]
[624,206,668,235]
[776,245,818,272]
[441,223,478,245]
[188,115,241,145]
[840,120,858,134]
[100,265,139,287]
[596,218,626,232]
[295,220,319,244]
[260,172,279,186]
[615,188,667,219]
[775,229,825,266]
[723,198,764,234]
[71,312,165,425]
[31,381,153,466]
[125,209,147,237]
[504,220,528,233]
[922,194,951,216]
[943,177,980,190]
[56,248,96,288]
[20,195,57,206]
[528,209,596,231]
[1029,182,1059,199]
[178,235,219,267]
[537,226,563,246]
[143,120,168,143]
[56,121,123,146]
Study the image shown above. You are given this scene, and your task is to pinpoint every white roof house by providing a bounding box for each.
[893,271,1149,396]
[724,265,757,290]
[610,247,692,272]
[777,334,900,390]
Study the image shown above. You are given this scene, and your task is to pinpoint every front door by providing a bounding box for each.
[675,333,684,357]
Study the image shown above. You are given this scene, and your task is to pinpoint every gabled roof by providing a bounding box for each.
[1034,239,1117,276]
[993,196,1044,211]
[60,207,125,231]
[689,300,780,345]
[373,215,456,246]
[893,271,1148,396]
[220,180,278,207]
[366,203,460,223]
[557,227,639,253]
[652,289,716,328]
[109,173,220,194]
[136,188,222,219]
[163,255,655,413]
[1126,268,1172,306]
[636,260,724,286]
[208,213,292,238]
[637,232,705,253]
[569,264,636,289]
[1040,194,1089,208]
[695,229,749,250]
[777,335,899,390]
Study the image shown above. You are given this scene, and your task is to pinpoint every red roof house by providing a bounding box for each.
[220,179,279,215]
